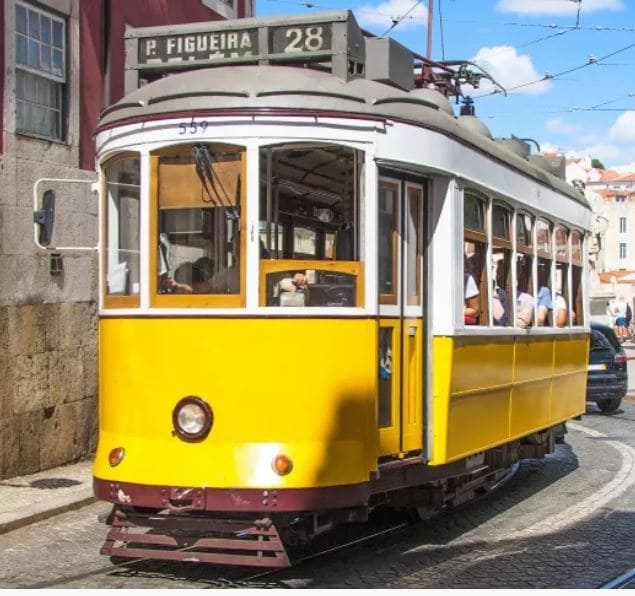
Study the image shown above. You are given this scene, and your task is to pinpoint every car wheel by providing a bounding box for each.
[596,397,622,412]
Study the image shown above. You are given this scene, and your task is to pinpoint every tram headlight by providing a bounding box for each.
[172,396,213,442]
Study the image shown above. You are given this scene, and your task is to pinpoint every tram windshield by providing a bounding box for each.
[155,143,244,298]
[259,143,363,307]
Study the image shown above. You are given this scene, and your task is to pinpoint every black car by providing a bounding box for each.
[587,322,628,412]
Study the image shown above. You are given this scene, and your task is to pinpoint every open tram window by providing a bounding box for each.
[152,143,245,306]
[555,226,570,327]
[104,154,140,307]
[463,191,488,326]
[492,202,512,326]
[571,230,584,326]
[536,218,553,326]
[259,143,363,307]
[515,212,535,328]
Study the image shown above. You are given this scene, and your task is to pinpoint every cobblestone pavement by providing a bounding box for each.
[0,403,633,589]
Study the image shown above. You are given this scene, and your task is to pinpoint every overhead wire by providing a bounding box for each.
[474,40,635,98]
[381,0,424,35]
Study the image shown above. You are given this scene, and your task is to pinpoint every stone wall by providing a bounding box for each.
[0,302,97,478]
[0,0,99,480]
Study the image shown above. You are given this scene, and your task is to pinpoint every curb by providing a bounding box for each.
[0,491,96,536]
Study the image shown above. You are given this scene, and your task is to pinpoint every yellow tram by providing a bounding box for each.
[52,11,592,566]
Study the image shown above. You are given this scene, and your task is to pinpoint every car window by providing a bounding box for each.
[592,325,622,352]
[590,329,612,351]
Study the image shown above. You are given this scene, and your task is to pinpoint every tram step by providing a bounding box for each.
[100,508,290,567]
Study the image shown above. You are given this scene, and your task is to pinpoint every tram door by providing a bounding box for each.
[378,177,426,457]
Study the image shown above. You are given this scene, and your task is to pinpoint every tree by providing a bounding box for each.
[591,158,605,169]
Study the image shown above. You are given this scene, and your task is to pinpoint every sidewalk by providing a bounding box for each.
[0,458,95,535]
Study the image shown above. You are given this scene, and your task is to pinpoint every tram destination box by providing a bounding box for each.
[124,10,366,93]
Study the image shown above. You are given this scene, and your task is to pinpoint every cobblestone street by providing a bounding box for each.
[0,402,633,589]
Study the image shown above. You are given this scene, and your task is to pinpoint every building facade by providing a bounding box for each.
[0,0,253,480]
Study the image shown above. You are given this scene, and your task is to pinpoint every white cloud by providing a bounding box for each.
[546,117,582,135]
[609,112,635,142]
[355,0,427,32]
[580,143,621,162]
[540,141,563,153]
[496,0,623,15]
[469,46,551,95]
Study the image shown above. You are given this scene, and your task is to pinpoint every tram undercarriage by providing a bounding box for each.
[99,425,564,568]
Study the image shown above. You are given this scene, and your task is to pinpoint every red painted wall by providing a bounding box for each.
[79,0,247,170]
[0,0,5,155]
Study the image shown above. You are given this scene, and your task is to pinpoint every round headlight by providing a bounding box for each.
[172,396,213,442]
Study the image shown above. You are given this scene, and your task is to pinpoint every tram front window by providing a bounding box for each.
[259,143,363,307]
[154,144,244,299]
[104,154,141,303]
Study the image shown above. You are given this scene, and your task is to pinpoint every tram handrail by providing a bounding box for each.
[33,177,99,252]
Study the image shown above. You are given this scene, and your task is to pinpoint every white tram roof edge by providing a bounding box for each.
[98,64,587,210]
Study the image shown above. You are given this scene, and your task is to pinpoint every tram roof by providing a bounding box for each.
[98,63,588,209]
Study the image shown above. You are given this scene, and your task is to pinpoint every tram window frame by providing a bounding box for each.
[102,152,141,309]
[405,183,425,306]
[515,212,535,328]
[258,142,364,308]
[571,230,585,326]
[554,225,571,327]
[463,191,489,326]
[149,142,247,308]
[536,218,553,327]
[378,179,400,305]
[491,201,512,327]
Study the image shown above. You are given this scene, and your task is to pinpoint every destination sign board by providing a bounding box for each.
[139,29,259,64]
[125,11,366,92]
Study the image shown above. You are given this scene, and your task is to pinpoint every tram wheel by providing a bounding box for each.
[596,397,622,413]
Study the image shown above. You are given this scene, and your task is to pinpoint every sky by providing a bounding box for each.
[255,0,635,170]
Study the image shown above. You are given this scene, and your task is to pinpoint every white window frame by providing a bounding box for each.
[620,216,627,234]
[15,1,66,141]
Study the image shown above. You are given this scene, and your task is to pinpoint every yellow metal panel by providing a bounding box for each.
[446,388,510,460]
[378,319,401,456]
[510,379,551,438]
[430,336,453,465]
[431,333,588,466]
[451,337,514,393]
[95,318,377,488]
[514,337,554,382]
[401,319,423,453]
[552,336,587,420]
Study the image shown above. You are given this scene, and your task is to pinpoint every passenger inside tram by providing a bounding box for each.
[536,262,553,326]
[492,256,509,326]
[516,254,535,328]
[463,247,480,325]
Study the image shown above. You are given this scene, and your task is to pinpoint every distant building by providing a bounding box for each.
[0,0,253,480]
[565,155,635,323]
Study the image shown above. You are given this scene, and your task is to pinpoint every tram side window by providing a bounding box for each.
[259,144,363,307]
[464,192,488,325]
[155,143,244,297]
[555,226,570,327]
[104,155,140,299]
[516,213,535,328]
[492,202,512,326]
[571,230,584,325]
[536,219,553,326]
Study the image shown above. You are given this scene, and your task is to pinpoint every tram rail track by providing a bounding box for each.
[20,520,411,589]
